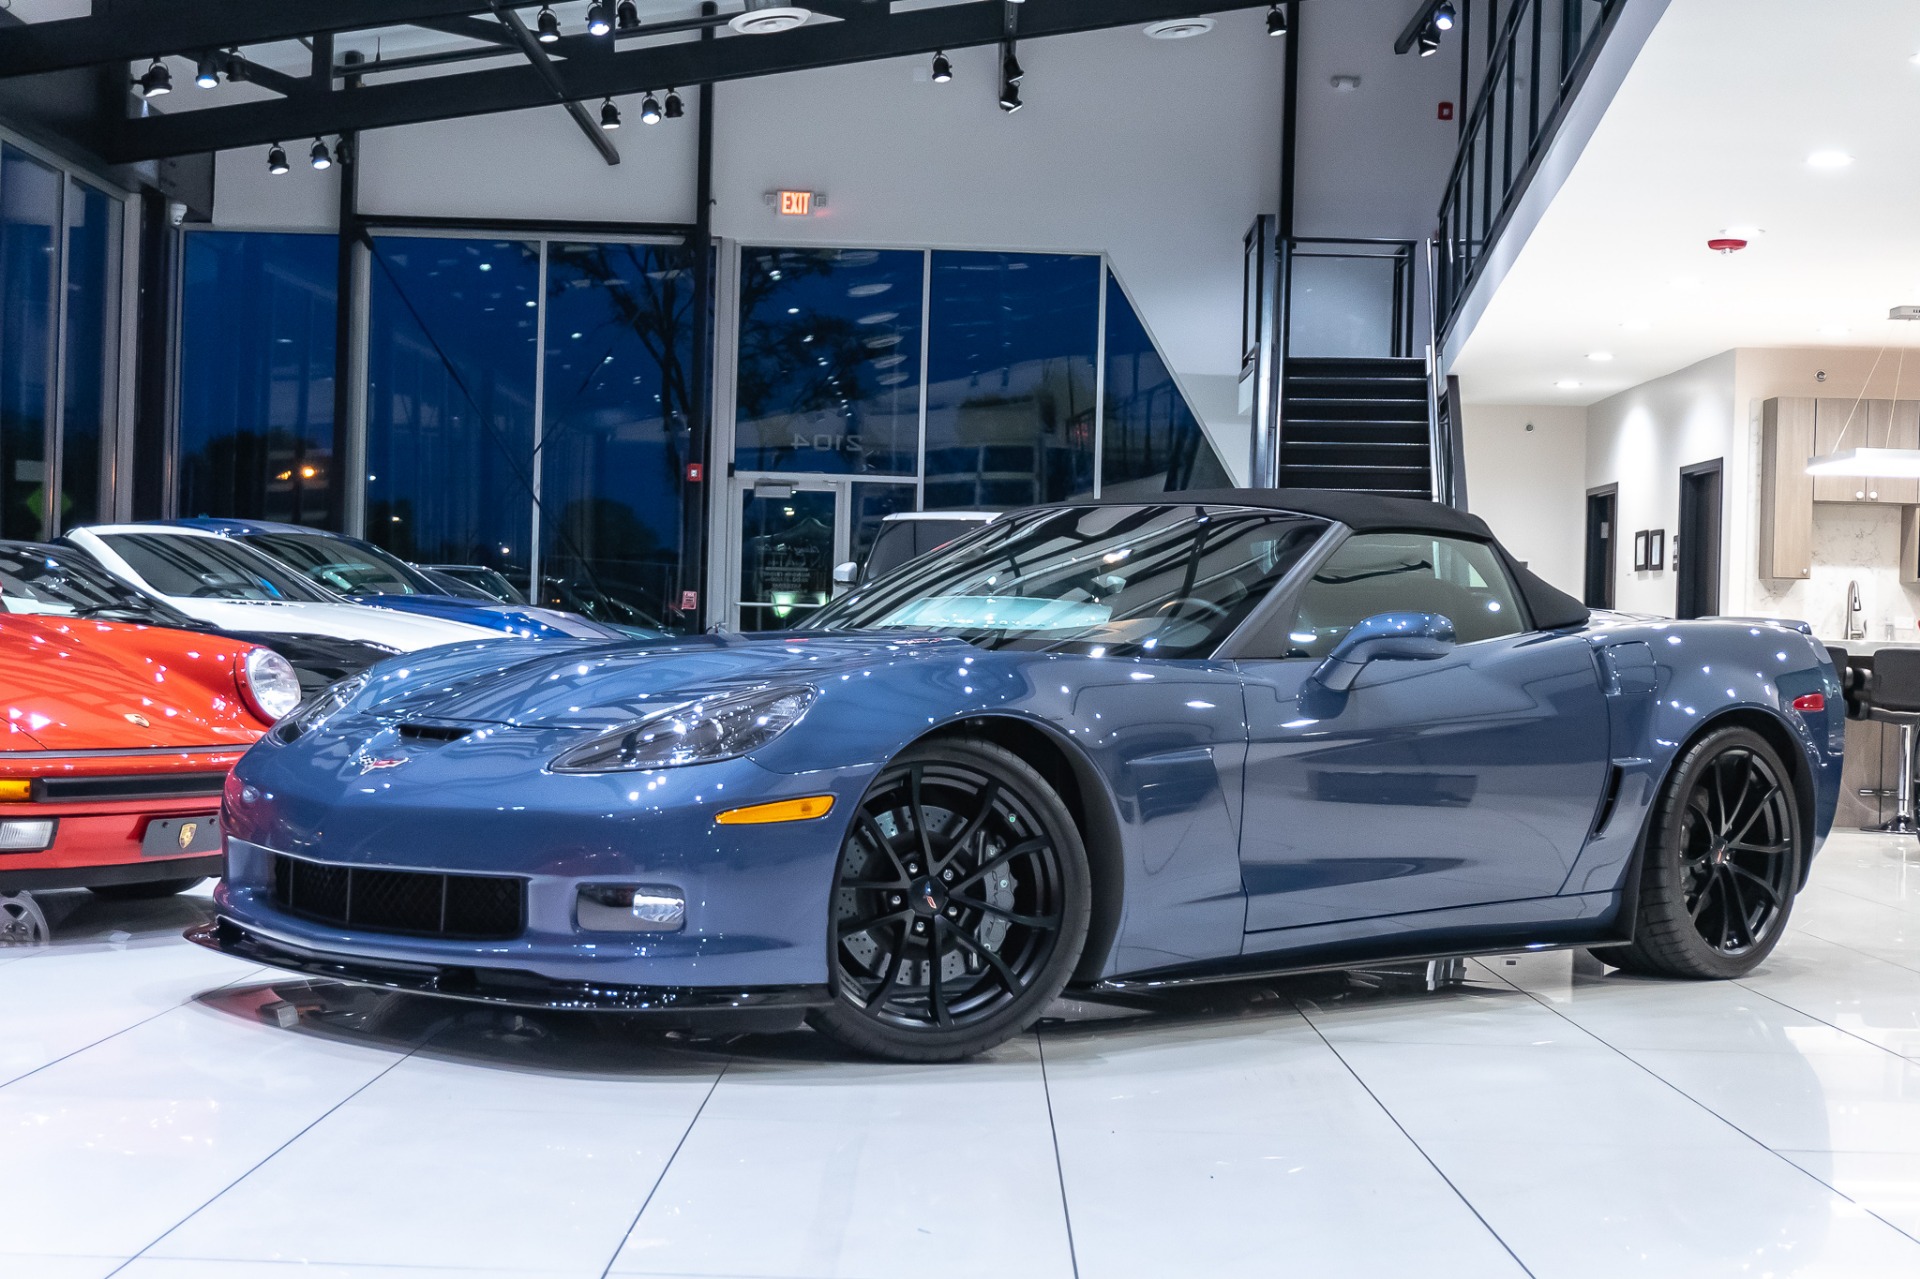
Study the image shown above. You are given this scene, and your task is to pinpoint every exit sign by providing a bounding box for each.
[767,189,828,217]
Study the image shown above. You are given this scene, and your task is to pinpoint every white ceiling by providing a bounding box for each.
[1453,0,1920,405]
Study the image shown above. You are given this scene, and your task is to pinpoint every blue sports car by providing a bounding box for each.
[190,491,1843,1060]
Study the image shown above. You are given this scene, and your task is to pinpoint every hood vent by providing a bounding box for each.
[396,721,477,744]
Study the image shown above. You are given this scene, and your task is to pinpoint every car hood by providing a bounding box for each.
[357,631,970,731]
[0,615,267,750]
[164,598,501,652]
[351,593,630,640]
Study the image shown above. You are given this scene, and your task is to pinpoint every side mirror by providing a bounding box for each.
[832,561,859,587]
[1311,612,1455,692]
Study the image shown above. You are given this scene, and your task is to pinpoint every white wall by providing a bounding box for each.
[1585,351,1737,615]
[1460,403,1588,595]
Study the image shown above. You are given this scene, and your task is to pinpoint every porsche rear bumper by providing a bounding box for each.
[187,915,829,1029]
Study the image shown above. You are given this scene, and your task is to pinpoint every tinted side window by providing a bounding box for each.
[1282,532,1524,660]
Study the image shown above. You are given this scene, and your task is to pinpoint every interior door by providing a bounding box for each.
[1676,461,1722,620]
[1584,487,1616,609]
[1233,532,1611,934]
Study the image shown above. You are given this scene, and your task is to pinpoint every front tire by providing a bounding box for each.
[809,738,1090,1062]
[1595,727,1803,979]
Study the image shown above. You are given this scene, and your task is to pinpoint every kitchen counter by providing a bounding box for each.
[1819,639,1920,656]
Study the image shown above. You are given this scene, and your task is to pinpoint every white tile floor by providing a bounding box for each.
[9,831,1920,1278]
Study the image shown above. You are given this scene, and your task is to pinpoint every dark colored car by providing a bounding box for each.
[192,491,1841,1061]
[0,541,396,701]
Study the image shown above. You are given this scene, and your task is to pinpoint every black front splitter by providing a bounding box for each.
[188,916,831,1031]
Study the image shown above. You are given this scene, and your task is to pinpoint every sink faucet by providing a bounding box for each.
[1847,579,1866,641]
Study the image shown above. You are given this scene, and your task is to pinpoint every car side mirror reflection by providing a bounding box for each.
[832,562,859,587]
[1310,611,1455,692]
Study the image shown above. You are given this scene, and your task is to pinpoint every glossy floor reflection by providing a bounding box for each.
[9,832,1920,1277]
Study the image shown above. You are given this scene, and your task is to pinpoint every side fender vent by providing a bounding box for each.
[1590,765,1625,836]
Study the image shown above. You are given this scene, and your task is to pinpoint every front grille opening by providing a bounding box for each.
[269,853,523,940]
[35,772,227,803]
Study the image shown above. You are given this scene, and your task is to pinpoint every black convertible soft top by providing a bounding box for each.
[1070,487,1590,632]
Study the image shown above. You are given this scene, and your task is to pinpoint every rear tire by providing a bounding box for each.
[1604,727,1803,980]
[809,738,1090,1062]
[88,876,206,901]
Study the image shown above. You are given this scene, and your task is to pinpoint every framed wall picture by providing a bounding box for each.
[1649,528,1666,572]
[1633,530,1650,572]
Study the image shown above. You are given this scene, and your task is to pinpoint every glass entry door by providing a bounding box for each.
[728,477,918,631]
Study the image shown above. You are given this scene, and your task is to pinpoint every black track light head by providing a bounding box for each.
[1417,22,1441,55]
[194,52,220,89]
[641,91,662,124]
[332,138,350,167]
[536,5,561,43]
[664,89,684,119]
[931,51,952,83]
[1267,4,1288,37]
[599,98,621,130]
[309,137,332,170]
[267,143,289,175]
[1003,51,1024,84]
[135,58,172,97]
[616,0,640,29]
[1432,1,1457,31]
[586,2,612,37]
[999,81,1023,113]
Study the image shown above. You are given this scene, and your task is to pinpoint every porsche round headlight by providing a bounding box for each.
[272,669,371,742]
[240,649,303,722]
[551,685,817,773]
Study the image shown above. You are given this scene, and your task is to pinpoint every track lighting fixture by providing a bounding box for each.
[931,51,952,83]
[1003,51,1024,84]
[1417,22,1441,56]
[309,137,332,170]
[641,91,662,124]
[664,88,684,119]
[135,59,171,97]
[536,6,561,43]
[616,0,640,30]
[267,143,289,175]
[1267,4,1288,37]
[1432,1,1457,31]
[586,2,612,37]
[332,138,349,167]
[194,52,220,89]
[600,98,621,130]
[999,80,1023,113]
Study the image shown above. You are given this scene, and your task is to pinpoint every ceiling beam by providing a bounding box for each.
[0,0,510,79]
[107,0,1272,162]
[489,1,620,166]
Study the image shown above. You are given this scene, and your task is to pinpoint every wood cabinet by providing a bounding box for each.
[1813,397,1920,504]
[1760,397,1814,580]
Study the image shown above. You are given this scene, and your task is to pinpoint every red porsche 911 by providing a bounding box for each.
[0,604,300,900]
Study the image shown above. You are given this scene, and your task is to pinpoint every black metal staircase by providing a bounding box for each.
[1278,357,1433,498]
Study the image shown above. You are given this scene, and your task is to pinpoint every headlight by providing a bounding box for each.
[551,685,816,773]
[240,649,303,723]
[272,670,371,742]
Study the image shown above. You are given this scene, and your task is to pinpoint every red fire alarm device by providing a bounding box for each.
[685,462,704,483]
[680,591,699,612]
[1438,102,1454,121]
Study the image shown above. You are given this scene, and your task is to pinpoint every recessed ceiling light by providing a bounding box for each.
[1622,318,1652,331]
[1144,17,1214,38]
[1556,379,1582,390]
[1588,351,1614,362]
[1807,150,1854,170]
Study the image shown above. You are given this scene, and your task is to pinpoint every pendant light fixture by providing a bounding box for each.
[1806,338,1920,477]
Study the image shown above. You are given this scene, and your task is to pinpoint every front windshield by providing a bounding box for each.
[241,531,432,597]
[98,532,336,603]
[806,504,1328,658]
[0,547,187,624]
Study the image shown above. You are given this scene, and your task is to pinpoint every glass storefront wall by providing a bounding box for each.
[179,232,337,526]
[0,145,120,540]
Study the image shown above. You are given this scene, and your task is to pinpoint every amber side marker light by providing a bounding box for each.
[715,795,836,825]
[0,779,33,802]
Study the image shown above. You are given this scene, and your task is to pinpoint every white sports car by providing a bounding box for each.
[63,525,502,653]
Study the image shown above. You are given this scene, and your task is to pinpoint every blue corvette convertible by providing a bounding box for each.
[190,491,1842,1060]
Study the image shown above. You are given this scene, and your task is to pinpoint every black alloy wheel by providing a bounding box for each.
[1594,726,1802,979]
[810,738,1090,1061]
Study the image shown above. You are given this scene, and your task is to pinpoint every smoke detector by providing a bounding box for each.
[1892,305,1920,321]
[1144,18,1215,39]
[729,3,810,35]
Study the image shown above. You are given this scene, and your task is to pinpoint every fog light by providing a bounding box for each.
[577,884,685,933]
[0,820,56,852]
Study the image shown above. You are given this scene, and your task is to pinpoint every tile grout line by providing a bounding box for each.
[1477,962,1920,1251]
[0,963,271,1093]
[1734,967,1920,1066]
[1292,999,1539,1279]
[597,1056,731,1279]
[1033,1030,1081,1279]
[104,1016,442,1277]
[1793,924,1920,991]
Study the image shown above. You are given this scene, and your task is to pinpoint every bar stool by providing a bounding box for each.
[1864,648,1920,836]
